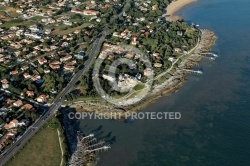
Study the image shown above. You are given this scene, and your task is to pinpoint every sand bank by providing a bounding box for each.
[166,0,198,21]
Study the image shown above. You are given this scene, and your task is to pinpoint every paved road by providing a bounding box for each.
[0,29,106,166]
[114,0,130,19]
[0,0,127,162]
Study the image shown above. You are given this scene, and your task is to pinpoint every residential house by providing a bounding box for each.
[6,99,14,105]
[103,74,115,82]
[125,52,135,58]
[23,73,31,79]
[26,90,34,97]
[49,64,60,69]
[1,79,9,89]
[49,61,61,69]
[174,48,182,53]
[36,94,49,103]
[21,104,33,110]
[153,52,160,58]
[31,74,41,81]
[10,70,18,75]
[38,57,47,65]
[177,31,183,36]
[67,60,77,66]
[144,68,153,77]
[21,65,29,71]
[154,63,163,68]
[71,8,83,14]
[60,55,72,62]
[44,69,50,74]
[64,65,75,71]
[13,99,23,107]
[83,9,99,16]
[168,57,175,63]
[14,51,21,57]
[4,119,19,129]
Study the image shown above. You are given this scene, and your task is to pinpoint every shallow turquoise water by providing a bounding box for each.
[79,0,250,165]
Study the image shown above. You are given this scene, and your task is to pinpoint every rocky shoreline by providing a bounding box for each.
[70,29,217,118]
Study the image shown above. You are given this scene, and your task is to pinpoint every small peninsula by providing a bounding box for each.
[0,0,217,165]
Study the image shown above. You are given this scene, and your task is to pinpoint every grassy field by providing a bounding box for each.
[5,119,64,166]
[53,23,91,35]
[133,83,145,90]
[0,19,32,28]
[0,6,19,18]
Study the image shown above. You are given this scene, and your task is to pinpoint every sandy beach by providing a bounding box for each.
[166,0,198,21]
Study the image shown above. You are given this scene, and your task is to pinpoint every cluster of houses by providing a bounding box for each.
[1,77,49,103]
[134,0,154,11]
[112,29,132,40]
[97,0,189,89]
[99,43,158,77]
[0,12,89,102]
[1,97,34,112]
[0,95,35,120]
[98,43,154,89]
[3,119,29,130]
[99,43,126,59]
[0,94,32,151]
[106,2,190,75]
[0,0,121,29]
[41,15,73,26]
[0,129,17,151]
[71,8,99,16]
[0,118,30,151]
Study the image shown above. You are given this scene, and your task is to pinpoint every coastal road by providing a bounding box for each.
[0,29,106,166]
[154,30,201,80]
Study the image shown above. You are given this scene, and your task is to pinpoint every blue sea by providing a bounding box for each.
[79,0,250,165]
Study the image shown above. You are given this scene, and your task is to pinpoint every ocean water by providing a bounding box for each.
[78,0,250,165]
